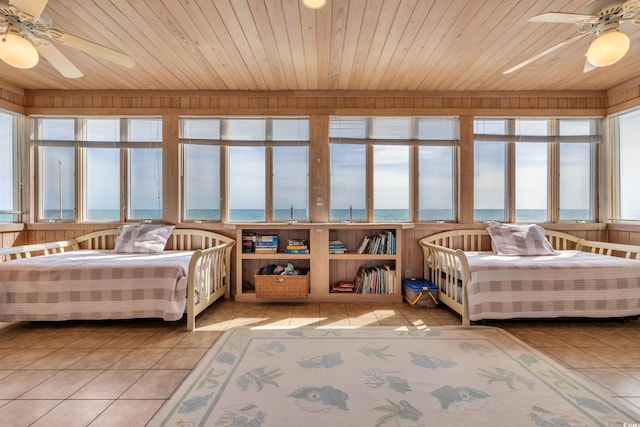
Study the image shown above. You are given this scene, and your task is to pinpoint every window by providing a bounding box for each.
[514,119,549,222]
[85,119,120,221]
[273,146,308,221]
[181,118,221,221]
[474,119,507,221]
[418,146,455,220]
[229,146,266,221]
[181,117,309,222]
[374,145,410,221]
[615,110,640,220]
[558,119,596,221]
[329,116,458,222]
[371,118,410,221]
[37,119,76,221]
[329,117,368,221]
[272,119,309,221]
[33,116,162,222]
[417,118,457,221]
[128,119,162,220]
[474,117,599,223]
[330,144,366,221]
[0,111,18,222]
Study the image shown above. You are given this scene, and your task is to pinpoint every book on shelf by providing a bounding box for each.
[353,265,396,295]
[255,241,278,247]
[284,248,310,254]
[331,281,356,293]
[242,232,257,253]
[329,240,346,254]
[356,231,396,255]
[287,239,307,247]
[286,245,308,250]
[256,235,278,242]
[356,236,370,254]
[254,247,277,254]
[284,238,308,253]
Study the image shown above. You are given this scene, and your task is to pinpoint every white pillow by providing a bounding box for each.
[486,223,557,256]
[114,224,175,253]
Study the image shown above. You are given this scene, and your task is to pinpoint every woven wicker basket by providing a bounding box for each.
[254,270,309,299]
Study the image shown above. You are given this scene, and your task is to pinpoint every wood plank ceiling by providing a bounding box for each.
[1,0,640,92]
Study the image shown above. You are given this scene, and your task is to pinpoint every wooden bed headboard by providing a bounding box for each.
[71,228,234,251]
[419,228,640,260]
[0,228,235,262]
[419,228,582,253]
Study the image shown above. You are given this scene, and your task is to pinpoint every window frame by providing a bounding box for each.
[32,116,163,223]
[0,110,21,223]
[611,107,640,222]
[473,117,600,223]
[329,116,459,223]
[179,116,310,223]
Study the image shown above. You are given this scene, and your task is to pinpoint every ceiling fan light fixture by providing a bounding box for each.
[302,0,326,9]
[586,30,630,67]
[0,32,39,69]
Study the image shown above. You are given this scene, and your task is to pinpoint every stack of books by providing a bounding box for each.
[242,232,256,253]
[254,235,279,254]
[285,239,309,254]
[331,281,355,293]
[329,240,346,254]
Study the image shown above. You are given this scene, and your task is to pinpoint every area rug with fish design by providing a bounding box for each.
[148,326,640,427]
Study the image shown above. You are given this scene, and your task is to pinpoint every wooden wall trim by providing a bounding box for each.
[607,75,640,116]
[24,90,607,117]
[0,82,26,114]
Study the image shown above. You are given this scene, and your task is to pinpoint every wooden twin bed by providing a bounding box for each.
[419,228,640,325]
[0,228,235,330]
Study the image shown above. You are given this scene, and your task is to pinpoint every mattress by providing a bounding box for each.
[0,250,194,322]
[462,250,640,320]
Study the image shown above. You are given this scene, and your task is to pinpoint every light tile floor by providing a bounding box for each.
[0,300,639,426]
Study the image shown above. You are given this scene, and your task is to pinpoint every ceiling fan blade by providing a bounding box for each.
[503,32,588,74]
[9,0,48,19]
[57,33,135,68]
[34,40,83,78]
[529,12,595,23]
[583,59,597,73]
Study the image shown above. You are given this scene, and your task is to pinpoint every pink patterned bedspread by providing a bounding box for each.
[464,250,640,321]
[0,250,193,322]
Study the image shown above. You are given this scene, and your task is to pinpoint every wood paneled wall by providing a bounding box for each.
[0,224,26,249]
[606,224,640,246]
[607,76,640,115]
[25,90,606,116]
[0,83,26,114]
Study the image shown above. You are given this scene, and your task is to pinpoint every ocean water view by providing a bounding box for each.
[41,208,593,222]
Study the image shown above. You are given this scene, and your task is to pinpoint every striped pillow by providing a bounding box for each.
[114,224,175,253]
[487,223,557,256]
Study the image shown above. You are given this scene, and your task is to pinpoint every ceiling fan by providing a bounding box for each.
[0,0,134,78]
[503,0,640,74]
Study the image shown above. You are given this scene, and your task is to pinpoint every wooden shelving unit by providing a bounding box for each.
[233,223,404,303]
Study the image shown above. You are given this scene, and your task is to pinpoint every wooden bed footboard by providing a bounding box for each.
[420,242,471,325]
[0,228,235,330]
[186,240,235,330]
